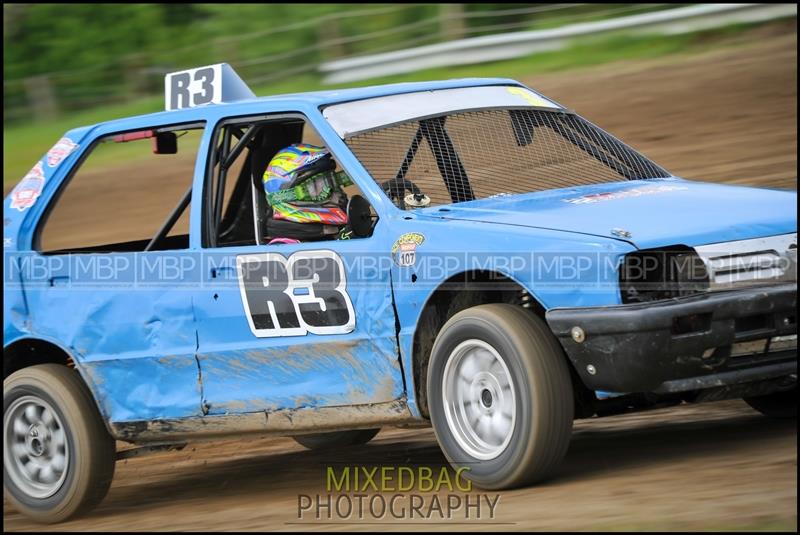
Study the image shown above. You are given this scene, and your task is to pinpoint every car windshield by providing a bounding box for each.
[326,86,670,210]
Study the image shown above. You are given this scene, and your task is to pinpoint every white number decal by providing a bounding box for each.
[165,65,220,110]
[236,250,356,338]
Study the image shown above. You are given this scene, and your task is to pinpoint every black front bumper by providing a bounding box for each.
[546,283,797,393]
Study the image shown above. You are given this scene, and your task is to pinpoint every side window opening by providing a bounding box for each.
[37,124,204,253]
[207,116,376,248]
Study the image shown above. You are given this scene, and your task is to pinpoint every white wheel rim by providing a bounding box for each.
[441,339,516,460]
[4,395,69,499]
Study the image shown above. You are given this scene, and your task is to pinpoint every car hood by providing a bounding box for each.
[416,179,797,249]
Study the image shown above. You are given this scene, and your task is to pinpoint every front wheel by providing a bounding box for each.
[427,304,574,490]
[4,364,116,523]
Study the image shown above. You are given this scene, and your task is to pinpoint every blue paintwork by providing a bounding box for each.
[3,77,797,431]
[194,241,404,416]
[413,178,796,249]
[12,252,203,421]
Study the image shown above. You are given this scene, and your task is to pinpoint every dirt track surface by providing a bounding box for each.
[527,29,797,191]
[4,401,797,531]
[4,27,798,532]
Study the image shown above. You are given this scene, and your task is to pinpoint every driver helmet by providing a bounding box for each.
[263,144,351,225]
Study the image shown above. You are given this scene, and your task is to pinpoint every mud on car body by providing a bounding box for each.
[4,63,797,522]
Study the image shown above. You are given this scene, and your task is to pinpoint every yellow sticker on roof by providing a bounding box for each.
[506,87,558,108]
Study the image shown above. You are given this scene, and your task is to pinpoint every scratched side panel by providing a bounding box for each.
[19,252,203,421]
[194,244,405,415]
[387,218,634,417]
[198,339,401,414]
[80,354,201,422]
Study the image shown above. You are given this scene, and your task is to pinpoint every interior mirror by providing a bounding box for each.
[153,131,177,154]
[347,194,372,238]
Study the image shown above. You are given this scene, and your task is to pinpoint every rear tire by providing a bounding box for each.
[427,304,574,490]
[4,364,116,523]
[294,428,380,450]
[744,387,797,418]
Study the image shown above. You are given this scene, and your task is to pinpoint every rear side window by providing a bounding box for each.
[37,124,204,253]
[345,108,669,209]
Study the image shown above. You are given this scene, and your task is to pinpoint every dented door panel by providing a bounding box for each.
[194,235,405,415]
[18,251,203,422]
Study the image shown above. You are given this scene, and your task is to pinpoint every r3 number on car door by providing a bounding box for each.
[237,250,355,337]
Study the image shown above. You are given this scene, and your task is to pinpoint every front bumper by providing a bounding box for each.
[546,283,797,393]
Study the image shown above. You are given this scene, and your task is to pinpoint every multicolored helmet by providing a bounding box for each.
[263,144,353,225]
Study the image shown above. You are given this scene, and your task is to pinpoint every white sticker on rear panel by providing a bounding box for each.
[10,161,45,211]
[46,137,79,167]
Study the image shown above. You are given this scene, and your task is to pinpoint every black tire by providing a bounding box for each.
[427,303,574,490]
[294,428,380,450]
[744,387,797,418]
[3,364,116,523]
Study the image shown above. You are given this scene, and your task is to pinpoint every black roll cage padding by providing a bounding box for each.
[249,142,265,246]
[551,114,637,180]
[393,116,474,205]
[205,136,218,247]
[509,109,535,147]
[389,110,652,209]
[420,117,474,203]
[507,109,637,180]
[218,156,254,245]
[216,125,263,245]
[213,128,234,227]
[395,127,424,182]
[144,183,192,252]
[222,125,259,171]
[205,124,265,248]
[575,116,669,178]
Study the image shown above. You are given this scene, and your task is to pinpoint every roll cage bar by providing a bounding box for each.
[147,106,663,251]
[381,108,664,209]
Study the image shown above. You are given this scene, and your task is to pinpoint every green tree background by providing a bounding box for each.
[4,3,663,121]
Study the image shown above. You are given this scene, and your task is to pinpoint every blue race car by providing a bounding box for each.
[4,64,797,522]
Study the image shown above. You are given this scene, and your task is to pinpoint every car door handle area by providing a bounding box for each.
[210,266,237,279]
[49,275,70,287]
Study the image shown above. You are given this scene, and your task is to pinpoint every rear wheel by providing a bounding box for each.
[744,387,797,418]
[294,428,380,450]
[427,304,574,490]
[4,364,116,523]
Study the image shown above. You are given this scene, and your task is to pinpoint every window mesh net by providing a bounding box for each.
[345,108,669,209]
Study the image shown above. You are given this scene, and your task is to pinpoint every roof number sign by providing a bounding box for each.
[164,63,255,111]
